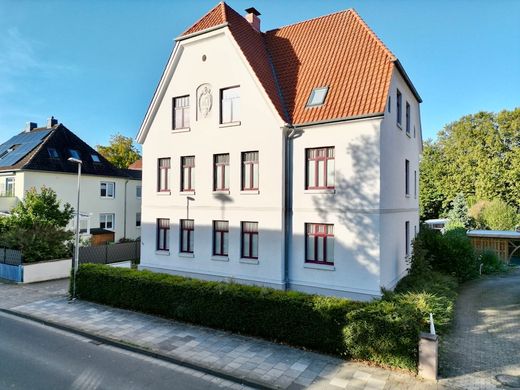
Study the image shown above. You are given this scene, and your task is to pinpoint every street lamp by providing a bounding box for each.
[68,157,82,301]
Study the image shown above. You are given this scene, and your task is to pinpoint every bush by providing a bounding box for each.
[478,250,507,274]
[480,199,519,231]
[75,264,361,355]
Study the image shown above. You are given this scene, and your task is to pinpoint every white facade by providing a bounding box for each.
[137,13,421,300]
[0,170,142,242]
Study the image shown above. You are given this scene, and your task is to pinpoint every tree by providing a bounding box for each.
[480,199,519,231]
[446,193,471,229]
[420,108,520,218]
[97,133,141,169]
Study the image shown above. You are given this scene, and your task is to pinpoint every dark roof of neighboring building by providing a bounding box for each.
[0,124,140,180]
[180,2,422,125]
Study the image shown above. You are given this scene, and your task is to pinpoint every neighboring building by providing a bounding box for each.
[0,117,142,243]
[136,3,422,299]
[424,218,448,231]
[128,159,142,170]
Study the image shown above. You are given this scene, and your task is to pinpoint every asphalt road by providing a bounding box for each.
[0,312,237,390]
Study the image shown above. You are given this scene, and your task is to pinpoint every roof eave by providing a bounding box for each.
[176,22,229,42]
[394,59,422,103]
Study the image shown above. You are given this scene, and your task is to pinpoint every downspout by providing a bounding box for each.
[123,179,128,239]
[283,124,297,290]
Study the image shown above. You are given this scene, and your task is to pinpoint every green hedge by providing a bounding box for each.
[75,264,361,355]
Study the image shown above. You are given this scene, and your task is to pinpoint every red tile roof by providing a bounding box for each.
[128,159,142,170]
[181,3,418,125]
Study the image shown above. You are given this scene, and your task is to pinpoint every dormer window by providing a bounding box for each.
[48,148,59,158]
[69,149,80,159]
[91,154,101,163]
[306,87,328,107]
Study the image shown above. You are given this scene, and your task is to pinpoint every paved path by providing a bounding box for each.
[0,278,68,308]
[439,268,520,390]
[8,297,439,389]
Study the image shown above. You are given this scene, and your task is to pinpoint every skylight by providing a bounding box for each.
[69,149,80,159]
[307,87,329,107]
[48,148,59,158]
[91,154,101,163]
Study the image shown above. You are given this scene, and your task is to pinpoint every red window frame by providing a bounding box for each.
[181,156,195,192]
[173,95,190,130]
[158,158,170,192]
[241,151,259,191]
[305,147,335,190]
[156,218,170,251]
[220,86,240,124]
[213,220,229,256]
[213,154,229,191]
[180,219,194,253]
[241,221,258,259]
[305,223,334,265]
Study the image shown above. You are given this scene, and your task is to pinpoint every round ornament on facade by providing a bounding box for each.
[202,55,207,62]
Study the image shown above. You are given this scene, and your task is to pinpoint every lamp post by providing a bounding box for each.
[68,157,82,301]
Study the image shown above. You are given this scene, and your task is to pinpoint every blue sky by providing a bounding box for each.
[0,0,519,148]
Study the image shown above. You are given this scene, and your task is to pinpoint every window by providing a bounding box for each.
[136,185,142,198]
[241,222,258,259]
[305,147,335,190]
[48,148,59,158]
[414,170,417,199]
[158,158,171,192]
[405,159,410,196]
[180,219,194,253]
[91,154,101,163]
[405,102,411,135]
[396,89,402,126]
[241,151,259,191]
[213,221,229,256]
[173,95,190,129]
[213,154,230,191]
[305,223,334,265]
[220,87,240,124]
[1,177,15,197]
[306,86,329,107]
[100,213,115,230]
[100,182,115,198]
[136,212,141,227]
[156,218,170,251]
[181,156,195,192]
[69,149,80,159]
[405,221,410,257]
[388,96,391,113]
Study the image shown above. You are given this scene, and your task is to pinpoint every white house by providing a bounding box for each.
[136,3,422,300]
[0,118,142,243]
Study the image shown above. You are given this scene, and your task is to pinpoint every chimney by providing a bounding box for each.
[245,7,261,32]
[47,116,58,128]
[24,122,38,132]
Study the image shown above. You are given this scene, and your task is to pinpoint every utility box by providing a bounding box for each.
[418,332,438,380]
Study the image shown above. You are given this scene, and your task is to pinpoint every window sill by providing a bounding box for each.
[406,131,411,138]
[304,189,335,194]
[240,258,259,265]
[240,190,259,195]
[304,263,335,271]
[155,250,170,256]
[211,255,229,262]
[100,197,115,200]
[157,191,171,196]
[171,128,190,134]
[180,190,196,196]
[405,194,410,198]
[219,121,241,128]
[213,190,230,195]
[397,123,402,130]
[179,252,194,258]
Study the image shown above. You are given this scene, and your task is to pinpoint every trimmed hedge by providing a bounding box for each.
[75,264,361,355]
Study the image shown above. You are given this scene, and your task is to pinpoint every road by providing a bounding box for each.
[0,311,241,390]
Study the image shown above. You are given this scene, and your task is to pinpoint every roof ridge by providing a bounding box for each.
[265,8,353,33]
[180,1,227,36]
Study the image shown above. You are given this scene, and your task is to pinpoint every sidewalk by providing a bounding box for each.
[6,297,441,389]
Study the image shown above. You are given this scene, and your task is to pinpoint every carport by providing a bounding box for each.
[467,230,520,263]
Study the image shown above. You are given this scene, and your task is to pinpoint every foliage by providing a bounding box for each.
[478,250,508,274]
[0,187,74,262]
[75,264,361,356]
[469,200,491,229]
[419,108,520,219]
[97,133,141,169]
[446,193,471,229]
[479,199,519,230]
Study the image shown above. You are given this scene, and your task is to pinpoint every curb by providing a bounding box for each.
[0,308,273,390]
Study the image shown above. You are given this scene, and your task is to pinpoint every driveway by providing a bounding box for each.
[0,278,68,309]
[439,268,520,390]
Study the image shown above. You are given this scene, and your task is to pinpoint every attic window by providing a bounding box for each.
[69,149,80,159]
[91,154,101,163]
[0,145,20,159]
[307,87,329,107]
[48,148,59,158]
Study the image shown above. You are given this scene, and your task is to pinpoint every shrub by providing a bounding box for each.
[478,250,507,274]
[480,199,519,230]
[441,228,479,281]
[75,264,361,355]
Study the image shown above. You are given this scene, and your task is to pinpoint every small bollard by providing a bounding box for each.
[418,332,438,380]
